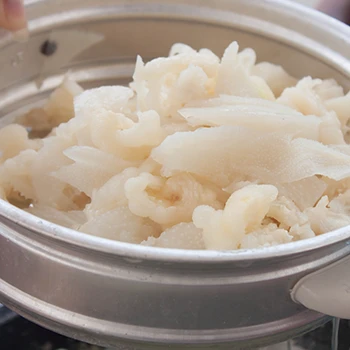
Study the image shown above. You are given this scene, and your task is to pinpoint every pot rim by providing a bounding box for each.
[1,0,350,263]
[1,198,350,262]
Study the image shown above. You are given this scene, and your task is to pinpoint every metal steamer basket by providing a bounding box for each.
[0,0,350,349]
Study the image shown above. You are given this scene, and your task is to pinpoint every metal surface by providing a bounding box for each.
[292,255,350,319]
[0,0,350,349]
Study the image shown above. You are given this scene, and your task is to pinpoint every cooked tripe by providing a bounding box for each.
[1,41,350,250]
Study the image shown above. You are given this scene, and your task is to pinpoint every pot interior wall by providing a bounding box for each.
[0,7,349,121]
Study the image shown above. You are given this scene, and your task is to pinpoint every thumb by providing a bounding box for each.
[0,0,26,31]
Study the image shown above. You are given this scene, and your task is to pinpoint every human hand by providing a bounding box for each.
[0,0,26,32]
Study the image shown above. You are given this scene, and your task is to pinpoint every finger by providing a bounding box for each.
[0,0,26,31]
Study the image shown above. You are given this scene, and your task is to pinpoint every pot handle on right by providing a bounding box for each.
[291,255,350,319]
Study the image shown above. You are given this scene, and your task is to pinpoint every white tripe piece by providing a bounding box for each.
[306,196,350,235]
[30,137,76,209]
[0,125,42,164]
[124,172,222,226]
[141,222,204,250]
[184,95,298,111]
[240,225,293,249]
[276,177,327,211]
[215,42,275,101]
[192,184,278,250]
[251,62,297,97]
[179,105,321,139]
[152,126,350,186]
[0,149,38,200]
[325,92,350,127]
[1,40,350,250]
[85,167,141,219]
[131,46,219,119]
[277,77,328,116]
[329,190,350,216]
[19,76,83,134]
[313,79,344,101]
[268,196,307,227]
[52,146,137,197]
[45,75,84,126]
[78,206,161,243]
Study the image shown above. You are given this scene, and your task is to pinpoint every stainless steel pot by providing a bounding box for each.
[0,0,350,349]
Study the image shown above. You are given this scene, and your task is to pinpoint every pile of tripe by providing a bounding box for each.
[1,41,350,250]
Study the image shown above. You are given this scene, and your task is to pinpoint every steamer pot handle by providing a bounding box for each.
[291,255,350,319]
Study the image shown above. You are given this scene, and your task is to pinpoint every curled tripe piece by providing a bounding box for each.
[192,184,278,250]
[125,172,222,227]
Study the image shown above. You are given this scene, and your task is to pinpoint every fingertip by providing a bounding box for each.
[3,0,27,31]
[4,0,24,17]
[12,26,29,43]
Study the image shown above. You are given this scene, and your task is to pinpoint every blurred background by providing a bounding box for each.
[300,0,350,24]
